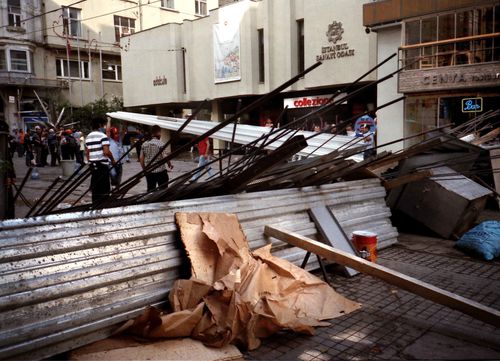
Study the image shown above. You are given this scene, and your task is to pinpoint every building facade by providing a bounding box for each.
[364,0,500,151]
[120,0,378,140]
[0,0,218,131]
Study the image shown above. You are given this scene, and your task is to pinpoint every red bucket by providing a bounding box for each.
[352,231,378,262]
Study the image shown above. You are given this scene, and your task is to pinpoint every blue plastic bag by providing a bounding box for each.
[455,221,500,261]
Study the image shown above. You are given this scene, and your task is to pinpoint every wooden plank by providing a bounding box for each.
[383,169,433,190]
[308,206,359,277]
[264,225,500,328]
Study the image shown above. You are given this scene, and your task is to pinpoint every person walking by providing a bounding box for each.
[32,126,43,166]
[190,137,213,182]
[135,129,144,162]
[48,129,59,166]
[140,125,173,192]
[122,129,132,162]
[85,117,116,206]
[108,127,123,187]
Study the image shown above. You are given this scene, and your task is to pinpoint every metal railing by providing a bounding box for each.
[0,72,67,88]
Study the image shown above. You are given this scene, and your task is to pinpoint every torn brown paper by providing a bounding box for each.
[124,212,360,350]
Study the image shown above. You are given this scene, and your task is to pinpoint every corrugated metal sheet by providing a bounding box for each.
[107,111,364,161]
[0,179,397,360]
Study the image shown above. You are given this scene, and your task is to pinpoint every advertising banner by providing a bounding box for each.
[213,3,247,83]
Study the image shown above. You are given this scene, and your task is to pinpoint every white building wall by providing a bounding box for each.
[121,0,378,108]
[304,0,377,88]
[375,25,404,152]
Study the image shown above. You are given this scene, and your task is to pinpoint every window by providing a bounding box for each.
[403,5,499,69]
[56,59,90,79]
[195,0,207,15]
[102,61,122,81]
[114,16,135,42]
[161,0,175,9]
[62,7,81,37]
[258,28,264,83]
[8,0,22,27]
[0,48,31,72]
[0,50,6,70]
[297,19,304,74]
[10,50,29,72]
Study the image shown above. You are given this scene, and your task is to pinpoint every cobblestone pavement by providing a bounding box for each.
[245,237,500,360]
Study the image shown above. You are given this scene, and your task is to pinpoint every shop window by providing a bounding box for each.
[437,13,455,67]
[56,59,90,79]
[297,19,304,74]
[405,20,420,45]
[62,6,82,37]
[102,62,122,81]
[402,6,498,70]
[114,16,135,42]
[258,28,264,83]
[8,0,22,27]
[195,0,207,16]
[404,96,438,147]
[161,0,175,9]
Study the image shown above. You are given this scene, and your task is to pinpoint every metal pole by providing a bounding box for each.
[77,36,84,106]
[99,32,103,97]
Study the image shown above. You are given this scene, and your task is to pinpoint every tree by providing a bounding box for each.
[67,96,124,131]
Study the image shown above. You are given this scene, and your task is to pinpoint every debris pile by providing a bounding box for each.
[122,213,360,350]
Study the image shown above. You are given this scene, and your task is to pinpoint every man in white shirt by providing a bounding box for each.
[85,117,116,206]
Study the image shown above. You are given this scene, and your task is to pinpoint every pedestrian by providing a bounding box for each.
[74,131,85,165]
[140,125,173,192]
[135,129,144,162]
[122,129,132,162]
[85,117,116,206]
[24,129,33,167]
[1,119,16,220]
[360,124,376,160]
[48,128,60,166]
[60,129,77,160]
[190,137,213,182]
[18,129,25,157]
[40,128,49,167]
[108,127,123,187]
[9,130,18,158]
[32,125,43,166]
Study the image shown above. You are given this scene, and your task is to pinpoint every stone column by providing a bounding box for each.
[211,99,225,156]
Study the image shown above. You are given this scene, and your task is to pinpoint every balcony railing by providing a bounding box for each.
[0,72,68,88]
[399,32,500,71]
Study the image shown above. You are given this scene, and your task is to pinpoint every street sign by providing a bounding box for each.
[461,97,483,113]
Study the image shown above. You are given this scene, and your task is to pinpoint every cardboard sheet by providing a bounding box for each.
[124,212,360,350]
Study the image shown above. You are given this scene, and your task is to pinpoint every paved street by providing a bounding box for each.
[246,233,500,360]
[11,150,226,218]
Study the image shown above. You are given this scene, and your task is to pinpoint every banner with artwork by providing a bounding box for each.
[213,2,247,83]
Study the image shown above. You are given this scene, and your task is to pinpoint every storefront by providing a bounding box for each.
[281,87,375,132]
[364,0,500,151]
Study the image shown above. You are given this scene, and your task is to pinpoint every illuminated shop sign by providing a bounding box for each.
[461,97,483,113]
[283,93,347,109]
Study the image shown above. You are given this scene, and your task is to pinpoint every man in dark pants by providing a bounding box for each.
[85,117,116,206]
[140,125,173,192]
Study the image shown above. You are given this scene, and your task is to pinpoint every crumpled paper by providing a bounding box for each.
[124,212,360,350]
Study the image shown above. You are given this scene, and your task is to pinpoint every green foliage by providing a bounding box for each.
[66,96,124,131]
